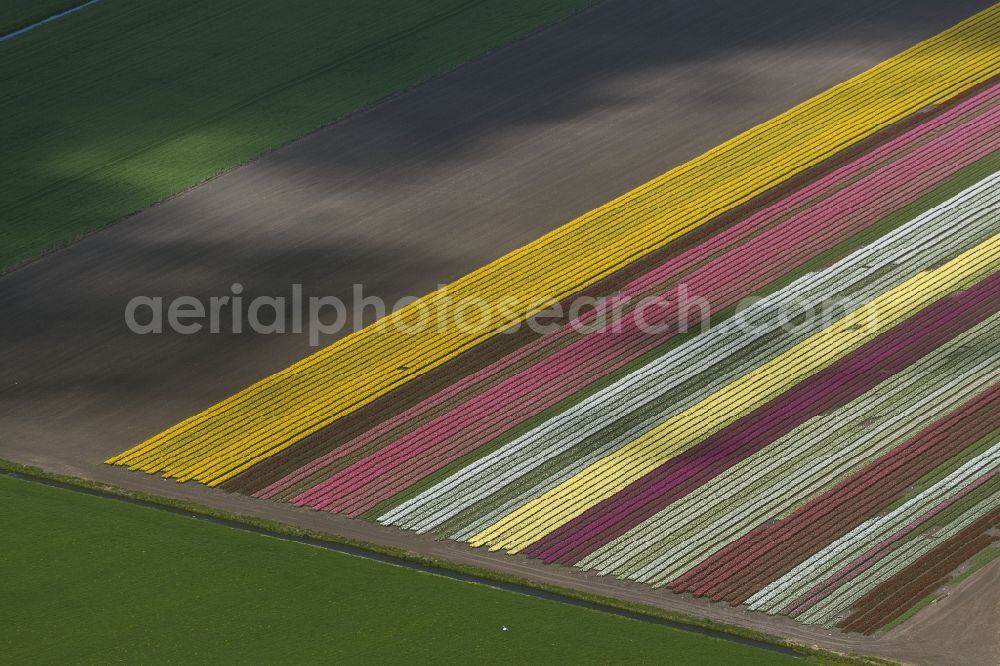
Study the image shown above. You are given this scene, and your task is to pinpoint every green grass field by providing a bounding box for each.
[0,0,594,271]
[0,475,806,664]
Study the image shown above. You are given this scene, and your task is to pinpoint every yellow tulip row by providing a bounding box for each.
[109,5,1000,485]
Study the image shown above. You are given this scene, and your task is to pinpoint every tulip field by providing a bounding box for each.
[110,5,1000,634]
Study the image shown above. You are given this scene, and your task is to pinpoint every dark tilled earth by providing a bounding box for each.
[2,1,997,663]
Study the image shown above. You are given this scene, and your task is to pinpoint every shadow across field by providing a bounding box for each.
[276,0,996,179]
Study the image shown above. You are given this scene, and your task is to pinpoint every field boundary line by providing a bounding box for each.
[0,0,103,43]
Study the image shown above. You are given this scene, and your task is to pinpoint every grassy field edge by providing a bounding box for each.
[0,457,895,666]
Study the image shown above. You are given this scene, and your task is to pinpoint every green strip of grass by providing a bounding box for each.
[0,0,86,36]
[0,0,596,271]
[884,426,1000,513]
[0,458,891,665]
[949,545,1000,585]
[1,472,807,665]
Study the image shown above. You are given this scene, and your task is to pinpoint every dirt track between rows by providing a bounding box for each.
[2,1,997,663]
